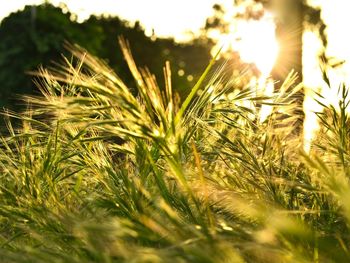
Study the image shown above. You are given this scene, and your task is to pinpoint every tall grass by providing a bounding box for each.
[0,39,349,262]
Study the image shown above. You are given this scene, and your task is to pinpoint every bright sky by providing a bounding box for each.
[0,0,230,41]
[2,0,350,70]
[2,0,350,71]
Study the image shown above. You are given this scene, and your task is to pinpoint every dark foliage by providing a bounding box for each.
[0,3,212,110]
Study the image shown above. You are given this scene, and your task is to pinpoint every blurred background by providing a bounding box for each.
[1,0,350,137]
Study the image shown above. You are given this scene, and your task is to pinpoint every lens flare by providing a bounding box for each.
[234,12,279,77]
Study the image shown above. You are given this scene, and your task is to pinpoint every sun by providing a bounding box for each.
[235,13,279,77]
[209,11,279,123]
[211,11,279,77]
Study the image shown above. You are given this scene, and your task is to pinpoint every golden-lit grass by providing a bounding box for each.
[0,40,350,262]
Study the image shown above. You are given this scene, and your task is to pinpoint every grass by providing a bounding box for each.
[0,39,350,262]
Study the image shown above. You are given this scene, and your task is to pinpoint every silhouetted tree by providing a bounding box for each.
[0,3,212,110]
[204,0,328,129]
[205,0,327,83]
[0,4,103,109]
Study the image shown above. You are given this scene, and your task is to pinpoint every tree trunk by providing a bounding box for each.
[270,0,304,130]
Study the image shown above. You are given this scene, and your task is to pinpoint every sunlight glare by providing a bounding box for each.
[302,30,324,152]
[210,11,279,124]
[211,11,278,77]
[234,12,279,77]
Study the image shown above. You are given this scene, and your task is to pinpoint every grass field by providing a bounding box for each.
[0,40,350,262]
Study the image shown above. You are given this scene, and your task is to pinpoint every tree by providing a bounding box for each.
[0,4,103,109]
[0,3,212,111]
[206,0,327,82]
[261,1,327,84]
[204,0,328,128]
